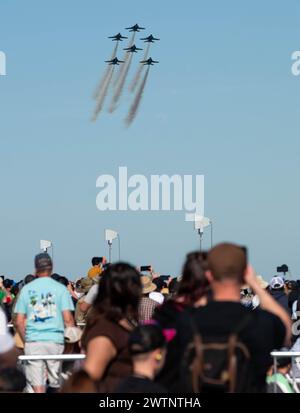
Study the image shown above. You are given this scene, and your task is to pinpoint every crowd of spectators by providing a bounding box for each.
[1,243,300,393]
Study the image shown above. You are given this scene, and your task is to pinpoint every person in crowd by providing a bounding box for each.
[51,273,61,282]
[116,324,167,393]
[0,306,18,368]
[139,276,159,322]
[87,256,105,280]
[0,368,26,393]
[267,357,294,393]
[0,277,6,304]
[24,274,36,285]
[61,370,97,393]
[74,277,93,324]
[2,279,15,321]
[286,280,300,310]
[153,251,209,392]
[149,277,166,305]
[81,262,142,392]
[268,276,291,315]
[167,277,179,298]
[177,243,291,393]
[79,281,99,314]
[14,253,75,393]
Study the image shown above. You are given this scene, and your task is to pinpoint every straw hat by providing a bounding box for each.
[141,276,157,295]
[77,277,93,294]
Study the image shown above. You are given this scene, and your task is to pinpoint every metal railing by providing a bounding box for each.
[271,351,300,393]
[18,354,86,361]
[7,322,86,329]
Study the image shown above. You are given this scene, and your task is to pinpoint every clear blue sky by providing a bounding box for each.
[0,0,300,280]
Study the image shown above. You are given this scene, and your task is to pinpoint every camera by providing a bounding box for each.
[277,264,289,274]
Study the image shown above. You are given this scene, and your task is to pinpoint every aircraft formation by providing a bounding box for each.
[91,23,160,126]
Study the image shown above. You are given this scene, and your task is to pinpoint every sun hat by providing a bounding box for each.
[77,277,93,294]
[141,275,157,295]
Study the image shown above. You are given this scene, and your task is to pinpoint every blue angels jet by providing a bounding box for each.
[108,33,128,41]
[125,24,145,32]
[124,44,143,53]
[140,57,159,66]
[140,34,160,43]
[105,57,125,65]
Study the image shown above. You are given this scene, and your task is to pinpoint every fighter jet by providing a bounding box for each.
[123,44,143,53]
[140,34,160,43]
[108,33,128,41]
[105,57,125,65]
[125,24,145,32]
[140,57,159,66]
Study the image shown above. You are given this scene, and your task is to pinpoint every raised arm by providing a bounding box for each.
[245,265,291,346]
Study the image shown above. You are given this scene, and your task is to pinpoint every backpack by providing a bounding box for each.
[181,314,252,393]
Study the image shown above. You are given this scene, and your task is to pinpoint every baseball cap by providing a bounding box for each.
[270,276,284,290]
[34,253,52,272]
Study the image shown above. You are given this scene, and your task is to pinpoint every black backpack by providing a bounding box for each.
[181,314,252,393]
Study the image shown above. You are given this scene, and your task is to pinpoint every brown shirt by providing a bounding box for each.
[81,315,132,393]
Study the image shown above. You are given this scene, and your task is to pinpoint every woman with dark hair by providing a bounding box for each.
[81,262,142,392]
[153,251,209,392]
[177,251,210,306]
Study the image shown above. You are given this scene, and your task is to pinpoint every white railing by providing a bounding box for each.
[7,322,86,329]
[18,354,86,361]
[271,351,300,393]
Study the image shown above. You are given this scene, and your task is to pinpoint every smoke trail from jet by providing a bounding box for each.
[113,32,135,86]
[91,66,115,121]
[125,66,150,126]
[92,42,119,100]
[129,43,150,93]
[108,52,134,113]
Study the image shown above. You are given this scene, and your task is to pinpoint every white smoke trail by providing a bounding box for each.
[129,43,150,93]
[125,66,150,126]
[91,66,115,121]
[113,32,136,86]
[108,52,134,113]
[92,42,119,100]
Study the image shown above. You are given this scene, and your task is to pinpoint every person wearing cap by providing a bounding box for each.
[269,276,291,315]
[138,276,159,322]
[14,253,75,393]
[115,325,167,393]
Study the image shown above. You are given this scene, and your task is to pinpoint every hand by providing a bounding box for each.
[244,265,259,289]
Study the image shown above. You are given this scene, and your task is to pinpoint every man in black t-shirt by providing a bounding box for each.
[116,324,167,393]
[178,243,289,393]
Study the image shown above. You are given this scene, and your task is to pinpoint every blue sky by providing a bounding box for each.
[0,0,300,280]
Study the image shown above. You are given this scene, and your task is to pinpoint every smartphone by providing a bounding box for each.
[140,265,152,272]
[160,275,171,281]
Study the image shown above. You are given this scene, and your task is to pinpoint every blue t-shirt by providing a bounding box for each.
[14,277,74,344]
